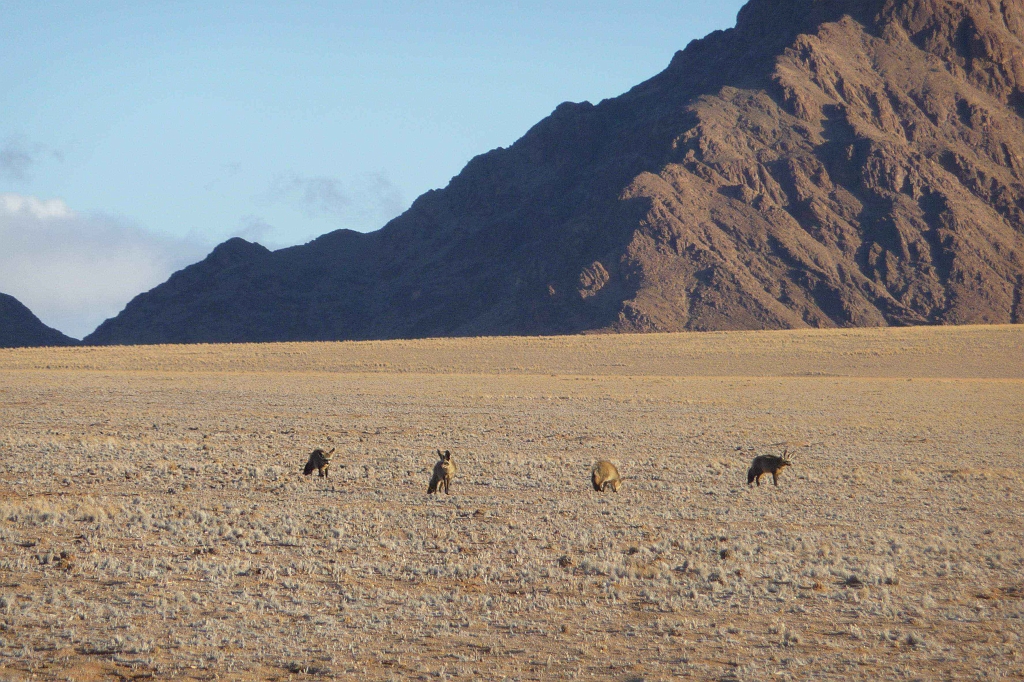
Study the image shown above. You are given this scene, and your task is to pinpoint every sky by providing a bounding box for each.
[0,0,747,338]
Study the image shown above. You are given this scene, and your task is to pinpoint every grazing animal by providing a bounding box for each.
[747,448,794,487]
[303,447,336,478]
[591,460,621,492]
[428,450,455,495]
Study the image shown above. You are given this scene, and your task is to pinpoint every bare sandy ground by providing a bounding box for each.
[0,325,1021,680]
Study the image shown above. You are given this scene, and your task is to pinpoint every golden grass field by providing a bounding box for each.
[0,325,1022,681]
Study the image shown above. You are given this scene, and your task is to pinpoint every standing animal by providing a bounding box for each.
[427,450,455,494]
[303,447,336,478]
[591,460,621,492]
[747,448,794,487]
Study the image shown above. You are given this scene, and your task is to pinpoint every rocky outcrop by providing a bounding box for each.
[85,0,1024,345]
[0,293,78,348]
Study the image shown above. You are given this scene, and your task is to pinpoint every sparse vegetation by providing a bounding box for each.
[0,325,1021,680]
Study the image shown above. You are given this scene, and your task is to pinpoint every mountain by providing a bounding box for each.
[0,293,78,348]
[86,0,1024,345]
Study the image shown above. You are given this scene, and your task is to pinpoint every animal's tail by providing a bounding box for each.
[303,458,316,476]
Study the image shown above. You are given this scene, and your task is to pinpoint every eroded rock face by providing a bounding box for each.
[578,262,611,300]
[86,0,1024,344]
[611,0,1024,331]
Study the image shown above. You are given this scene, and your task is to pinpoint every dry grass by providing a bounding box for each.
[0,325,1021,680]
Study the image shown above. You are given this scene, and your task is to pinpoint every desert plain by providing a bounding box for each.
[0,325,1022,681]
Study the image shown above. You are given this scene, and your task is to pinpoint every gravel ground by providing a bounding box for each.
[0,325,1022,680]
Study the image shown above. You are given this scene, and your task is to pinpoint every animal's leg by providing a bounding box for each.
[755,474,762,487]
[772,472,778,486]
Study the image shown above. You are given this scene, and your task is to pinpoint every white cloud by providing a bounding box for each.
[0,193,73,219]
[0,193,209,339]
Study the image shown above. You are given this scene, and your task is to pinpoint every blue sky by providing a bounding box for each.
[0,1,746,337]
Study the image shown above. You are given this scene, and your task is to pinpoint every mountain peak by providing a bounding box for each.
[82,0,1024,344]
[207,237,271,266]
[0,293,78,348]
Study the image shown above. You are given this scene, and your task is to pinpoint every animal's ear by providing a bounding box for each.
[445,450,451,458]
[328,447,336,455]
[437,449,442,458]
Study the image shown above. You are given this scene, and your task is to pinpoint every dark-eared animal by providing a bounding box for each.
[747,448,794,487]
[427,450,455,495]
[591,460,621,492]
[303,447,336,478]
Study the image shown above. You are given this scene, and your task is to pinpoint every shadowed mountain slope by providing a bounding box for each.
[86,0,1024,345]
[0,293,78,348]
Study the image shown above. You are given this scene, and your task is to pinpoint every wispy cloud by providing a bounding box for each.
[267,172,405,228]
[0,193,209,339]
[362,172,405,222]
[235,215,277,244]
[202,162,243,191]
[0,139,35,181]
[0,137,64,182]
[270,175,351,217]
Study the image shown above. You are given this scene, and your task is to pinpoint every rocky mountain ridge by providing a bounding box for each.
[86,0,1024,345]
[0,293,79,348]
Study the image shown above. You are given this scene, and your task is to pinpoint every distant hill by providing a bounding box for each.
[0,293,78,348]
[86,0,1024,345]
